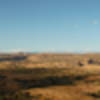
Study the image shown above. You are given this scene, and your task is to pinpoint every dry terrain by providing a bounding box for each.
[0,53,100,100]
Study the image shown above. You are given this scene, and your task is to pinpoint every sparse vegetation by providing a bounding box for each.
[0,53,100,100]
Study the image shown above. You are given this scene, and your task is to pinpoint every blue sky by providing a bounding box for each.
[0,0,100,52]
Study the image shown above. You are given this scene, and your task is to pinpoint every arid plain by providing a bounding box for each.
[0,53,100,100]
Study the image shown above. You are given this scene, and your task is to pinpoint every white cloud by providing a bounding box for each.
[83,48,92,52]
[44,48,56,53]
[91,20,99,25]
[3,48,33,53]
